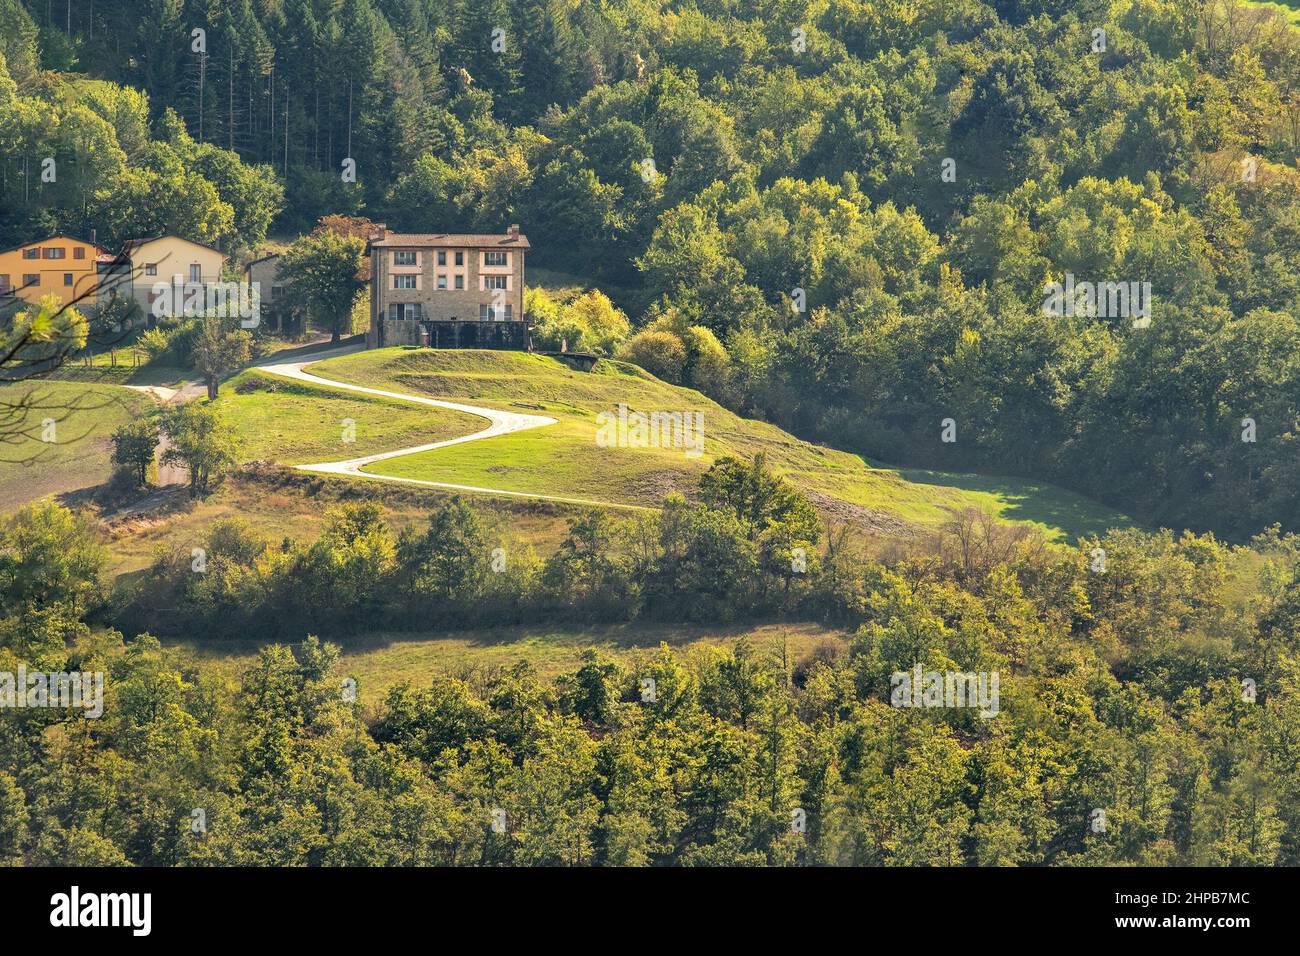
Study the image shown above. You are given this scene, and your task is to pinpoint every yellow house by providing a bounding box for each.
[119,236,228,315]
[0,235,107,309]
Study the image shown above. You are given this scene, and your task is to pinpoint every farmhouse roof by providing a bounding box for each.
[0,234,111,257]
[120,235,230,260]
[370,231,530,250]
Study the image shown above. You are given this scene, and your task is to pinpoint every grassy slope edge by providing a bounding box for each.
[306,347,1132,543]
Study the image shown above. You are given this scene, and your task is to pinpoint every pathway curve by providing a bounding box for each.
[256,346,638,509]
[122,382,206,486]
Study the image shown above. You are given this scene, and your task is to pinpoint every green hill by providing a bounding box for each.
[216,368,484,464]
[296,347,1133,543]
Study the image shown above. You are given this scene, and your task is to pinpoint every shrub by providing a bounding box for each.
[136,319,198,365]
[681,324,732,396]
[528,287,631,355]
[617,329,687,382]
[136,327,171,360]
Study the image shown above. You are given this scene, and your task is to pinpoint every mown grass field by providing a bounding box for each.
[0,381,152,509]
[306,347,1132,543]
[215,368,485,464]
[41,354,191,387]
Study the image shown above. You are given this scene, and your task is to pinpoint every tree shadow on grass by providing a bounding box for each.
[894,467,1138,543]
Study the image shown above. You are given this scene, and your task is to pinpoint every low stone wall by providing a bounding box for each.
[387,318,425,346]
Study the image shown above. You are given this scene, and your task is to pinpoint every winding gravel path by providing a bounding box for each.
[256,346,634,509]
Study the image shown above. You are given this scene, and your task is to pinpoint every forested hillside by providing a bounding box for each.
[4,0,1298,535]
[6,465,1300,866]
[1,0,1300,873]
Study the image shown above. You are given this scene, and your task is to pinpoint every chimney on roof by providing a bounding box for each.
[507,224,520,238]
[370,223,388,241]
[89,228,96,246]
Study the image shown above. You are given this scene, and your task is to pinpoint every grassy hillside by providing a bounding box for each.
[1,354,485,513]
[303,347,1133,543]
[0,382,152,509]
[215,368,484,464]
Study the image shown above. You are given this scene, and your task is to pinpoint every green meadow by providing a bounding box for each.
[305,347,1133,543]
[0,381,152,509]
[215,368,485,465]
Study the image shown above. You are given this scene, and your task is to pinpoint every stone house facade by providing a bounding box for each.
[367,226,530,349]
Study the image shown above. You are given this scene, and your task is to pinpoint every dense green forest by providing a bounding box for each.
[4,460,1300,865]
[3,0,1299,535]
[2,0,1300,868]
